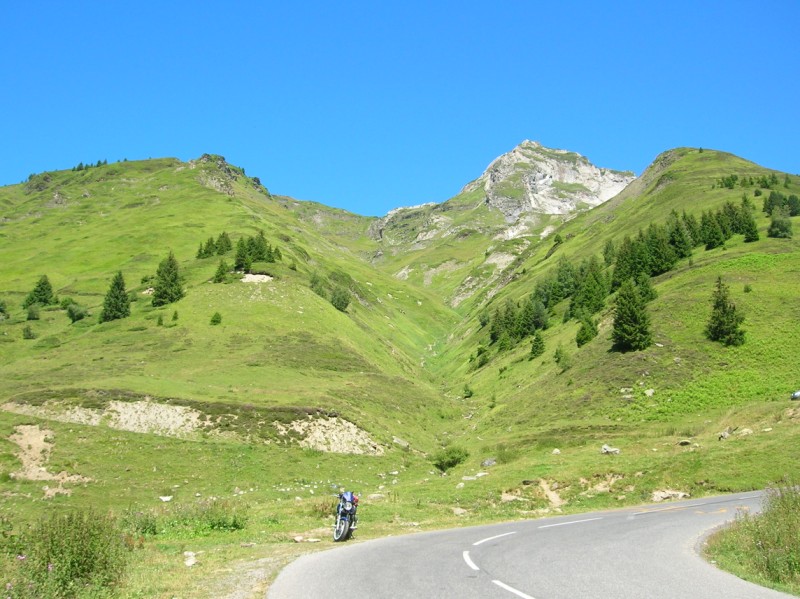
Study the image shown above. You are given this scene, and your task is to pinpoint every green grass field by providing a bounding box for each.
[1,148,799,597]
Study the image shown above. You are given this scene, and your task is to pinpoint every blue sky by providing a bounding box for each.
[2,1,798,216]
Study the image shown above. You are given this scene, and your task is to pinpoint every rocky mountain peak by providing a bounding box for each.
[462,140,636,226]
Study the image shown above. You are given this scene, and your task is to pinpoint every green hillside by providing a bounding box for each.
[1,148,799,597]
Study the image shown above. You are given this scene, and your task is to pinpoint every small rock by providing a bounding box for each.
[552,448,561,455]
[521,479,536,486]
[481,458,497,468]
[601,444,620,455]
[475,472,489,478]
[184,551,197,567]
[762,427,773,432]
[452,507,468,516]
[293,536,304,543]
[737,428,753,436]
[240,542,256,548]
[159,496,173,502]
[456,482,465,489]
[307,538,321,543]
[718,431,729,441]
[462,476,477,481]
[678,439,692,446]
[368,493,385,500]
[645,389,655,397]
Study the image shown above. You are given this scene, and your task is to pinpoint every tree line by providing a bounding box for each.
[477,199,758,364]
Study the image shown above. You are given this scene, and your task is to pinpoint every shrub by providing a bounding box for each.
[432,445,469,472]
[463,384,474,398]
[767,209,793,239]
[22,325,36,340]
[6,509,129,598]
[0,298,7,318]
[26,304,40,321]
[210,312,222,325]
[330,287,350,312]
[66,303,88,323]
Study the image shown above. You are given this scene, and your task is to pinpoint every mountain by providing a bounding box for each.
[1,144,799,596]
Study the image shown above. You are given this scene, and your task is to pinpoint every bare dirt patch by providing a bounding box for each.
[3,399,206,437]
[241,274,273,283]
[274,416,384,455]
[9,424,91,498]
[539,479,565,507]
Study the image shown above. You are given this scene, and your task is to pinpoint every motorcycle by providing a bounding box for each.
[333,490,358,542]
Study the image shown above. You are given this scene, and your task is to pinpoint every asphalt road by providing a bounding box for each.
[268,491,793,599]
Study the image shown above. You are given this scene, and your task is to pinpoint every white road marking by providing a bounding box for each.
[462,550,480,571]
[473,531,517,546]
[493,579,537,599]
[538,517,602,529]
[633,494,762,516]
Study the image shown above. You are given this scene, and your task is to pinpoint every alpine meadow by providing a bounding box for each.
[1,144,799,597]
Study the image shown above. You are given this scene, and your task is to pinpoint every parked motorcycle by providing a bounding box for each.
[333,490,358,542]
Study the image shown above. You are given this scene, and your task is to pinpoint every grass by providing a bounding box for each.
[705,482,800,595]
[1,148,799,595]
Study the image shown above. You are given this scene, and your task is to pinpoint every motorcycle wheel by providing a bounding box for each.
[333,516,350,542]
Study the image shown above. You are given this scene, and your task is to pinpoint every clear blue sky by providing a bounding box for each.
[2,1,798,216]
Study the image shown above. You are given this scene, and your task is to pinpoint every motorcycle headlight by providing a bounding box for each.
[345,501,353,511]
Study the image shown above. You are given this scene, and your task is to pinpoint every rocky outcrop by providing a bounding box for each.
[461,140,635,223]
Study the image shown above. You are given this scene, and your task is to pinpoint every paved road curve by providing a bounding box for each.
[268,492,792,599]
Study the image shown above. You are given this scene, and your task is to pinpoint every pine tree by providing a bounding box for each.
[603,238,616,266]
[575,314,598,347]
[234,238,250,271]
[740,206,760,242]
[705,276,745,346]
[645,223,677,275]
[152,251,184,307]
[216,231,232,254]
[100,271,131,322]
[213,259,229,283]
[635,271,657,303]
[202,237,216,257]
[611,279,652,352]
[700,211,725,249]
[529,332,545,359]
[23,275,56,308]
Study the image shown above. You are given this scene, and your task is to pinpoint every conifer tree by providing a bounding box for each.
[700,211,725,249]
[740,205,760,242]
[575,314,598,347]
[603,238,616,266]
[23,275,56,308]
[529,331,545,359]
[202,237,216,257]
[611,279,652,352]
[216,231,232,254]
[705,276,745,346]
[100,271,131,322]
[152,251,184,307]
[635,271,658,303]
[234,238,251,271]
[667,212,693,259]
[213,259,229,283]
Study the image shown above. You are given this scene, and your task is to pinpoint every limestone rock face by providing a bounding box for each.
[462,140,635,223]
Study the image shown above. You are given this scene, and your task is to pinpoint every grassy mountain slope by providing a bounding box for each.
[0,156,459,452]
[1,147,799,597]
